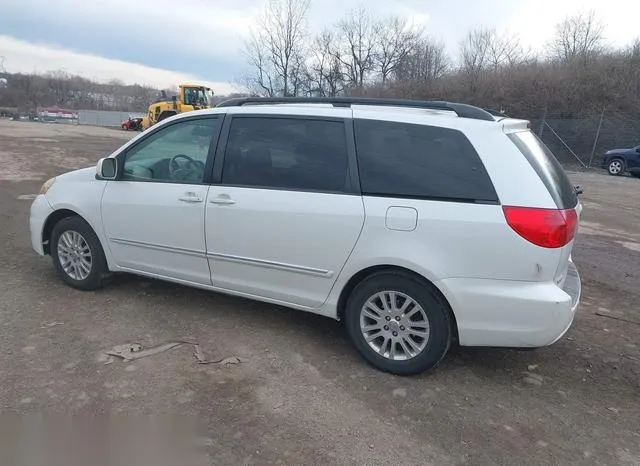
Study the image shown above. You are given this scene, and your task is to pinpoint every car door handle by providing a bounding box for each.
[178,193,203,203]
[209,195,236,205]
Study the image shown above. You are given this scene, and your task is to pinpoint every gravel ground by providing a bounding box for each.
[0,120,638,465]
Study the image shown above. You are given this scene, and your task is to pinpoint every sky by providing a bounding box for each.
[0,0,638,96]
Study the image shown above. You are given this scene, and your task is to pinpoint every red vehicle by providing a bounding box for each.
[121,117,143,131]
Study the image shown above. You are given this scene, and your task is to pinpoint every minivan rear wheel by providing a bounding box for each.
[345,272,452,375]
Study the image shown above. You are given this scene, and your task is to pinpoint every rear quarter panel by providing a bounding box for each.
[323,197,565,317]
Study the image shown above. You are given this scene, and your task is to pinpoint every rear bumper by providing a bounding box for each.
[437,260,581,347]
[563,260,581,311]
[548,259,580,344]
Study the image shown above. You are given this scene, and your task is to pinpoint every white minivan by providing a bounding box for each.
[30,97,581,375]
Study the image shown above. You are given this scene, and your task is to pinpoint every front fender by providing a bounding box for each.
[44,176,116,270]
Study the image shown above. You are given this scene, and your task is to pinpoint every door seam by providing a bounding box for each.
[203,184,214,285]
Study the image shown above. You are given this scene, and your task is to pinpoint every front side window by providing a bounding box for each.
[122,118,220,184]
[221,117,350,193]
[354,119,498,202]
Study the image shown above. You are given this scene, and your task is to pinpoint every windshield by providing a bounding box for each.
[183,87,210,106]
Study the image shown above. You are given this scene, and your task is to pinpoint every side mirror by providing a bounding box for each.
[96,157,117,180]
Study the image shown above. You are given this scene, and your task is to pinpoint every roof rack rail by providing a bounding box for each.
[216,97,498,122]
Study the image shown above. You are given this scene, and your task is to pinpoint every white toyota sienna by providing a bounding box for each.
[29,97,582,375]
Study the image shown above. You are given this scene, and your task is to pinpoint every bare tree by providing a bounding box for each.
[45,70,72,107]
[289,49,309,96]
[307,30,345,96]
[458,27,531,94]
[244,31,275,96]
[549,10,606,63]
[459,28,493,91]
[243,0,310,97]
[13,73,45,112]
[487,31,529,69]
[629,38,640,60]
[394,38,449,83]
[335,6,377,88]
[374,16,422,84]
[131,84,155,111]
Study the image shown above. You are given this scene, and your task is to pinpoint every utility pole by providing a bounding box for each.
[588,108,605,167]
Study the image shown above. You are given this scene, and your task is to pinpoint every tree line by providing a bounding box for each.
[243,1,640,120]
[0,69,166,114]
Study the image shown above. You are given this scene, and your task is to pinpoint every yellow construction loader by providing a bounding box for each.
[141,83,214,130]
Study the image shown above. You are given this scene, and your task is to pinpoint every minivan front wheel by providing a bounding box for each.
[345,272,452,376]
[50,216,110,291]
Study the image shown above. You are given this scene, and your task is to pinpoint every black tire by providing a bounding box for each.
[157,112,176,123]
[50,216,111,291]
[345,271,452,376]
[607,158,625,176]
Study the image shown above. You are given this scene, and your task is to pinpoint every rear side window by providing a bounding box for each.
[222,117,350,193]
[354,119,498,203]
[508,131,578,209]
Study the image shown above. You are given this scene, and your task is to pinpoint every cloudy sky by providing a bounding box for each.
[0,0,638,95]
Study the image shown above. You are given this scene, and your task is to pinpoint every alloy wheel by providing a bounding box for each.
[359,291,430,361]
[57,230,93,281]
[609,160,623,175]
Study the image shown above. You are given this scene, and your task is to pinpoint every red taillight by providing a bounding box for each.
[503,206,578,248]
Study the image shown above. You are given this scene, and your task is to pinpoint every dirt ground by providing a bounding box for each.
[0,120,638,465]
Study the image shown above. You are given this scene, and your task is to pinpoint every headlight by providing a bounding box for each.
[39,177,56,195]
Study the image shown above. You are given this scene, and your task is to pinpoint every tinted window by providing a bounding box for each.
[222,117,349,192]
[354,119,498,202]
[122,118,220,184]
[508,131,578,209]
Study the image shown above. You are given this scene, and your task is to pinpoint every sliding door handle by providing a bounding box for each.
[178,192,203,203]
[210,194,236,205]
[210,197,236,205]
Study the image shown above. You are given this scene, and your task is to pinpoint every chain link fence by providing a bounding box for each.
[530,111,640,170]
[78,110,145,128]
